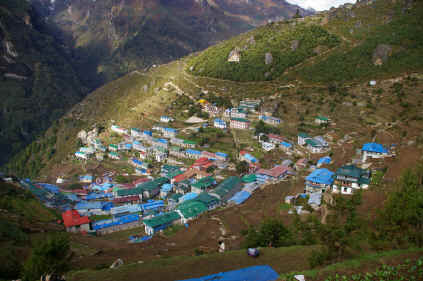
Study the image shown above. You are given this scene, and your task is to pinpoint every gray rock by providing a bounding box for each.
[110,258,124,269]
[372,44,392,66]
[265,52,273,65]
[228,48,241,62]
[291,40,300,51]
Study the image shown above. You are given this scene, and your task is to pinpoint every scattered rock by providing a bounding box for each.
[265,52,273,65]
[372,44,392,66]
[110,258,124,269]
[291,40,300,51]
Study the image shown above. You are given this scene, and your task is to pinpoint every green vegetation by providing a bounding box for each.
[23,234,71,281]
[299,0,423,83]
[188,24,340,81]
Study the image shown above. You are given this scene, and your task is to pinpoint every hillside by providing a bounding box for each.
[40,0,310,83]
[187,0,423,82]
[0,180,60,279]
[0,0,88,166]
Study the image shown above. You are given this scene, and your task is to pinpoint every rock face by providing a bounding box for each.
[291,40,300,51]
[228,47,241,62]
[265,52,273,65]
[372,44,392,66]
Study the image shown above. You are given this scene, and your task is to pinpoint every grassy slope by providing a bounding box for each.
[296,0,423,83]
[187,23,340,81]
[67,247,423,281]
[187,0,423,83]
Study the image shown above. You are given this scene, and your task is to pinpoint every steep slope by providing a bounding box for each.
[0,0,88,166]
[187,0,423,82]
[40,0,309,82]
[0,180,60,279]
[6,0,423,179]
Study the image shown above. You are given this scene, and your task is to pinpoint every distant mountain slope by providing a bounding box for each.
[0,0,88,166]
[187,0,423,82]
[41,0,309,82]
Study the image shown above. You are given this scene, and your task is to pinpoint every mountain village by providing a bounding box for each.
[14,96,394,244]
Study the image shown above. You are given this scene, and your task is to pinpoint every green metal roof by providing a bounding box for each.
[143,212,180,228]
[183,140,196,145]
[213,176,242,197]
[336,165,370,184]
[137,177,169,191]
[316,116,329,121]
[177,200,207,219]
[242,174,257,183]
[194,192,220,207]
[298,132,309,138]
[191,176,215,190]
[167,169,183,179]
[231,117,249,123]
[109,144,118,149]
[169,193,183,201]
[117,186,143,196]
[305,139,319,147]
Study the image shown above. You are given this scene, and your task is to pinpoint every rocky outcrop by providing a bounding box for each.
[228,47,241,62]
[372,44,392,66]
[291,40,300,51]
[265,52,273,65]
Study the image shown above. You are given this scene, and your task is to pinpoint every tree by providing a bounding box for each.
[243,218,293,248]
[23,234,70,281]
[236,161,249,174]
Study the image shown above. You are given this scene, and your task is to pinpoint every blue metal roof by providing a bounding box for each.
[178,265,279,281]
[92,214,140,230]
[158,138,168,144]
[74,201,104,210]
[161,183,173,192]
[306,168,334,185]
[228,190,251,205]
[37,183,60,194]
[186,149,201,155]
[164,127,177,133]
[216,152,228,158]
[143,130,152,136]
[180,192,199,202]
[131,158,144,165]
[362,142,388,153]
[140,200,165,211]
[111,204,141,215]
[244,153,257,163]
[280,141,292,148]
[317,156,331,165]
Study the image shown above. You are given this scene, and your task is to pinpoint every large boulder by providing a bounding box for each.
[227,48,241,62]
[372,44,392,66]
[265,52,273,65]
[291,40,300,51]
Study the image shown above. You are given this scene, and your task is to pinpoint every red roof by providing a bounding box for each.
[296,158,307,166]
[257,165,290,178]
[240,150,248,156]
[62,210,90,228]
[268,134,284,142]
[71,189,88,195]
[201,151,216,159]
[119,183,135,189]
[132,178,150,186]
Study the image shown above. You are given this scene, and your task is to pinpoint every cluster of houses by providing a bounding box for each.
[65,100,394,238]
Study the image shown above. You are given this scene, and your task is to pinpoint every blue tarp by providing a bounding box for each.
[92,214,140,230]
[317,156,331,166]
[131,158,144,166]
[306,168,334,185]
[144,130,153,136]
[177,265,279,281]
[37,183,60,194]
[92,183,113,192]
[228,190,251,205]
[362,142,388,154]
